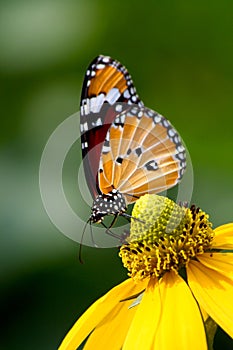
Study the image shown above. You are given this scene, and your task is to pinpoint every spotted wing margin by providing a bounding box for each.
[98,106,186,203]
[80,55,143,198]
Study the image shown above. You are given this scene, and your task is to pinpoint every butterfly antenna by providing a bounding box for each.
[79,218,90,264]
[90,220,98,248]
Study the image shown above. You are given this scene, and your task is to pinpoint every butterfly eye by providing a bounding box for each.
[80,55,186,239]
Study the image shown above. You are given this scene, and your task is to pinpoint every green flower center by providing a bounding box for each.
[119,194,214,281]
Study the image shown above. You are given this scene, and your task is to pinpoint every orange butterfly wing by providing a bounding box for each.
[98,106,186,203]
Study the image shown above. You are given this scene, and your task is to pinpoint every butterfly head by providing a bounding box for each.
[90,189,127,224]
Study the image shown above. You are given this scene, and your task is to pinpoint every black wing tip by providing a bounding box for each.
[80,55,110,102]
[87,54,111,67]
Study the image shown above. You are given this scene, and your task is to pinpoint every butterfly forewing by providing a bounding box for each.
[80,55,143,199]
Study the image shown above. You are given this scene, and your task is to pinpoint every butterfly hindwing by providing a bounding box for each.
[98,106,186,203]
[80,55,143,198]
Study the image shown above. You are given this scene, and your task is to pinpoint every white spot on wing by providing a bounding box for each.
[83,122,88,131]
[154,115,161,123]
[177,145,185,152]
[105,131,110,141]
[96,63,106,69]
[95,93,105,111]
[90,93,105,113]
[148,110,154,117]
[130,87,135,94]
[105,88,121,105]
[115,104,123,112]
[102,57,110,63]
[138,111,143,118]
[92,117,102,127]
[179,153,185,160]
[102,145,110,153]
[123,89,130,99]
[168,128,176,137]
[83,104,89,115]
[82,141,88,149]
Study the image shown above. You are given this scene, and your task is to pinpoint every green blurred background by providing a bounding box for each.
[1,0,232,349]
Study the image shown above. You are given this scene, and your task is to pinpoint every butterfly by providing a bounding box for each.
[80,55,186,227]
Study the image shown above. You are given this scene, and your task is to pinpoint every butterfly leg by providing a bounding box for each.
[101,217,123,240]
[108,214,118,229]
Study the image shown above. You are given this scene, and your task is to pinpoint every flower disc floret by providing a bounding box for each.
[119,194,214,281]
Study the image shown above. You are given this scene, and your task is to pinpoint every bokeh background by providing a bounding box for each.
[1,1,233,349]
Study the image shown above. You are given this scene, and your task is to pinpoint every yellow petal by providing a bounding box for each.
[212,223,233,249]
[122,278,162,350]
[188,260,233,339]
[58,278,147,350]
[198,252,233,276]
[153,272,207,350]
[84,299,137,350]
[199,305,208,322]
[123,273,207,350]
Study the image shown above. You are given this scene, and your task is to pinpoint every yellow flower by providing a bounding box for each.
[58,194,233,350]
